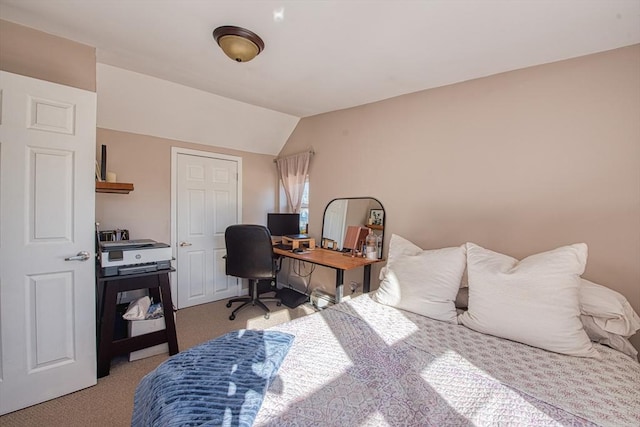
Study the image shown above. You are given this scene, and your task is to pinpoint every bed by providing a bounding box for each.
[133,239,640,426]
[253,293,640,426]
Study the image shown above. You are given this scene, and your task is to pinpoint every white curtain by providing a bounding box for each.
[276,151,311,213]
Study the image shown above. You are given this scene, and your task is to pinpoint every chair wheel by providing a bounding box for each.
[277,302,282,306]
[229,314,235,320]
[264,313,270,320]
[226,302,232,308]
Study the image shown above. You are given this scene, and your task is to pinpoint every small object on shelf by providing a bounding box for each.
[96,181,134,194]
[106,171,117,183]
[95,160,102,181]
[100,144,107,182]
[369,208,384,226]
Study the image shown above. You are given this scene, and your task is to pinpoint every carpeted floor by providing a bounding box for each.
[0,296,316,427]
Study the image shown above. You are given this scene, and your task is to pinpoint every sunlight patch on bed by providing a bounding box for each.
[422,350,556,424]
[346,298,419,346]
[269,313,356,401]
[360,411,392,426]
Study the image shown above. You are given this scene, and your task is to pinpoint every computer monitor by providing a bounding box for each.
[267,213,300,237]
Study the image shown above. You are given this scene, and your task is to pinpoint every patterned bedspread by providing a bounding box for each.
[255,294,640,427]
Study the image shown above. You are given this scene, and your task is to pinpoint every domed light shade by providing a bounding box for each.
[213,26,265,62]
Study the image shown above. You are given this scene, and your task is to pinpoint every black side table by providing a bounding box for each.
[96,268,178,377]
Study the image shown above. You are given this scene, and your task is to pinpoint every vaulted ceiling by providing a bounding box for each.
[2,0,639,118]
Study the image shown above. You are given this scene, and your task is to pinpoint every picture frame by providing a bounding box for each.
[369,209,384,226]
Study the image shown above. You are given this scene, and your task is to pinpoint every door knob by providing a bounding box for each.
[179,242,192,247]
[65,251,91,261]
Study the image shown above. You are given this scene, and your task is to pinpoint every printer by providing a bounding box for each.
[99,239,172,276]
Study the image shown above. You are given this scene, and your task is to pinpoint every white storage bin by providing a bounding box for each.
[128,314,175,361]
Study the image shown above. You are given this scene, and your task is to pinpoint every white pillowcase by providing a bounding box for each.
[373,234,466,323]
[580,315,638,359]
[459,242,598,358]
[579,279,640,337]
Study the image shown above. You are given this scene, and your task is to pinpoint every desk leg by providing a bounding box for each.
[158,273,179,355]
[97,283,118,378]
[363,265,371,294]
[335,269,344,303]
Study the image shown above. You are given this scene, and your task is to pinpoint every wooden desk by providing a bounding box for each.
[273,247,384,302]
[96,268,178,377]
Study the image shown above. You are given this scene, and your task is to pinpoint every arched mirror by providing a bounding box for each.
[321,197,385,258]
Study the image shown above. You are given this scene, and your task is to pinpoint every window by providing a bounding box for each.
[299,177,309,233]
[277,175,309,232]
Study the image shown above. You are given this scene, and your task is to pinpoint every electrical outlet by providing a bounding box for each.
[349,281,360,293]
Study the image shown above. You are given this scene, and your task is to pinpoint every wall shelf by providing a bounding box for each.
[96,181,134,194]
[366,224,384,230]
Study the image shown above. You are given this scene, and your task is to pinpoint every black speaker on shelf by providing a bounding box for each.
[100,144,107,182]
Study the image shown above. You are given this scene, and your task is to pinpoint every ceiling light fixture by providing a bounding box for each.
[212,25,265,63]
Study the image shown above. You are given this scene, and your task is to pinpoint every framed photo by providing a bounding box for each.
[369,209,384,226]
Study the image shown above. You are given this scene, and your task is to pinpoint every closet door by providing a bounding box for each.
[0,71,97,414]
[175,150,241,308]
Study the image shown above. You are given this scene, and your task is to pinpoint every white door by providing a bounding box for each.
[175,151,241,308]
[323,199,348,249]
[0,71,97,414]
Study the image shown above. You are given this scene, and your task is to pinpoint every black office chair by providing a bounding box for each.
[224,224,282,320]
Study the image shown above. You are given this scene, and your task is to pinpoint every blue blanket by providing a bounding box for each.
[131,329,294,427]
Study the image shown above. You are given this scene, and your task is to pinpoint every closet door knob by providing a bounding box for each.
[179,242,192,247]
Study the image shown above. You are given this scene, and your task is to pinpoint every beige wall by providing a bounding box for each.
[0,19,95,91]
[0,18,278,294]
[3,17,638,348]
[0,17,277,244]
[281,45,640,348]
[96,128,277,243]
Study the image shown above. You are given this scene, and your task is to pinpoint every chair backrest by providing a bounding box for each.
[224,224,275,280]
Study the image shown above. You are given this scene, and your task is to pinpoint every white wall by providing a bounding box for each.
[96,64,299,155]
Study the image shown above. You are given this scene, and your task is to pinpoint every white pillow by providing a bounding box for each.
[373,234,466,323]
[579,279,640,337]
[581,315,638,359]
[459,242,598,358]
